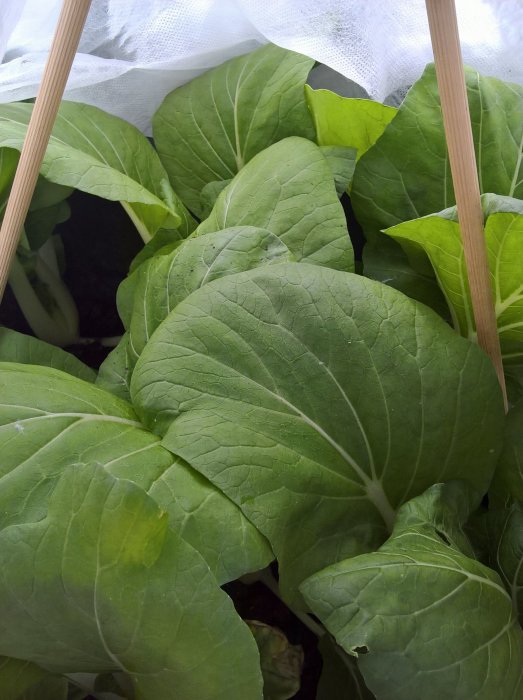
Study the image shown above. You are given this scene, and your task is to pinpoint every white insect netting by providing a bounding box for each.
[0,0,522,134]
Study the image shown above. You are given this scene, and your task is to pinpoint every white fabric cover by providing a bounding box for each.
[0,0,521,133]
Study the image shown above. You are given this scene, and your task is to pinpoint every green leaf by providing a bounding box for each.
[0,148,18,210]
[0,102,190,239]
[200,179,231,219]
[131,263,504,603]
[352,64,523,239]
[128,230,184,274]
[0,327,95,382]
[491,400,523,508]
[301,482,523,700]
[0,462,264,700]
[0,657,64,700]
[246,621,303,700]
[96,333,133,402]
[316,636,374,700]
[153,43,315,216]
[320,145,357,197]
[305,88,397,160]
[361,236,449,317]
[385,201,523,362]
[484,504,523,625]
[197,138,354,271]
[126,226,292,366]
[0,362,272,583]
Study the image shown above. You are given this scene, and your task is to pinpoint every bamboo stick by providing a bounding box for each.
[0,0,92,301]
[425,0,507,410]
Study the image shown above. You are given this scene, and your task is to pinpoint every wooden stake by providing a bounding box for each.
[425,0,507,410]
[0,0,91,301]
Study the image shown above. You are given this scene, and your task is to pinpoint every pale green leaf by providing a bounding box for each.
[0,362,272,583]
[305,88,397,160]
[197,138,354,271]
[301,482,523,700]
[153,43,314,216]
[0,327,95,382]
[0,463,264,700]
[131,264,504,603]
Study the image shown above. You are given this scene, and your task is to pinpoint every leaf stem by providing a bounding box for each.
[8,253,79,346]
[121,202,152,244]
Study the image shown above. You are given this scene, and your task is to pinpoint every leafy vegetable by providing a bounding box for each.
[197,138,354,271]
[153,44,315,216]
[131,263,504,603]
[0,462,264,700]
[302,482,523,699]
[1,44,521,698]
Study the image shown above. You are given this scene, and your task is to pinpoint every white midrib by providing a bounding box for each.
[275,392,396,531]
[2,411,142,429]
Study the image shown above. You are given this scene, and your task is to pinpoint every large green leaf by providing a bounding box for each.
[0,363,271,584]
[0,327,95,382]
[131,264,504,603]
[305,88,397,160]
[385,200,523,363]
[197,138,354,271]
[153,43,315,217]
[126,226,292,366]
[0,102,191,239]
[352,64,523,238]
[0,462,263,700]
[301,482,523,699]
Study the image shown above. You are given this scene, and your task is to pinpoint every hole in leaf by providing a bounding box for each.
[353,645,369,655]
[435,528,451,546]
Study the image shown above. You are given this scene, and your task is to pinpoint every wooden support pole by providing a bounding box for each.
[425,0,507,409]
[0,0,91,301]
